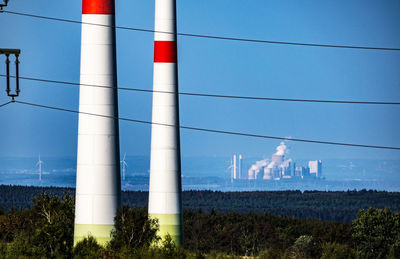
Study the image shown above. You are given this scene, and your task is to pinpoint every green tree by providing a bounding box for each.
[352,208,400,259]
[284,235,320,259]
[160,234,186,259]
[0,209,33,243]
[6,193,74,258]
[109,206,159,251]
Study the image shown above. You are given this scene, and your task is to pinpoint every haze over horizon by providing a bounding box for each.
[0,0,399,173]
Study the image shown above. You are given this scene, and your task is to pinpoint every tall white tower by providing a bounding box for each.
[148,0,183,246]
[74,0,121,245]
[238,154,242,179]
[233,154,237,179]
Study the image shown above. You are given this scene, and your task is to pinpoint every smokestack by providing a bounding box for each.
[238,154,242,179]
[148,0,183,246]
[74,0,121,246]
[233,154,237,179]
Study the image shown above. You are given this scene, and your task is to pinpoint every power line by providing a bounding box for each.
[0,101,12,108]
[4,10,400,52]
[3,74,400,106]
[14,100,400,150]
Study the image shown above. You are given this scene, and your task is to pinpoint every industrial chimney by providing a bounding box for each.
[74,0,121,245]
[148,0,183,246]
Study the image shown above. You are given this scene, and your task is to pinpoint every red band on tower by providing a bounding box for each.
[82,0,115,14]
[154,41,177,63]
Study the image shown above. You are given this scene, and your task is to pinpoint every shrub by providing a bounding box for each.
[284,235,320,259]
[73,235,105,258]
[321,242,356,259]
[258,247,284,259]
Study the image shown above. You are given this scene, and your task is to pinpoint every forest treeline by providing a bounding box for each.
[1,185,400,222]
[0,193,399,258]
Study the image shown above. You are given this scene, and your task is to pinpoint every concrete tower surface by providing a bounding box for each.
[148,0,183,246]
[74,0,121,245]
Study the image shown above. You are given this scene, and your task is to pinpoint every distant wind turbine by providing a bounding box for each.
[36,153,43,181]
[225,157,234,184]
[121,153,128,181]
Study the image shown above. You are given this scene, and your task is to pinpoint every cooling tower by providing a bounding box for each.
[263,167,273,180]
[248,169,255,180]
[272,154,284,164]
[148,0,183,246]
[74,0,121,245]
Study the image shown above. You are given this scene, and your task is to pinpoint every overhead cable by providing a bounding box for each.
[0,101,12,108]
[2,74,400,105]
[3,10,400,52]
[14,100,400,150]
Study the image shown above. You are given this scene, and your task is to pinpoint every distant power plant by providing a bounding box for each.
[246,142,322,181]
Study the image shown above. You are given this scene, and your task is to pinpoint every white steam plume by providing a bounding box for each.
[248,141,291,178]
[249,159,268,173]
[274,141,287,156]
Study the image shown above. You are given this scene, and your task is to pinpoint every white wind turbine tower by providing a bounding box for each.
[121,153,128,181]
[36,153,43,181]
[74,0,121,245]
[225,156,234,184]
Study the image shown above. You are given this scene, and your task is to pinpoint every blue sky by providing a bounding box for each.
[0,0,399,160]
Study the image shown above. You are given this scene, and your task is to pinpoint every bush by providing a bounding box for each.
[321,242,356,259]
[387,237,400,259]
[73,235,105,258]
[0,209,33,243]
[204,250,240,259]
[0,242,6,257]
[258,247,284,259]
[5,232,33,258]
[160,234,186,259]
[113,235,187,259]
[284,235,320,259]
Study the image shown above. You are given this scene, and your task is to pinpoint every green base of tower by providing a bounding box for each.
[73,224,114,246]
[149,213,183,246]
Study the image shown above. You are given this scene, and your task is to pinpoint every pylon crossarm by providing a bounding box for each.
[0,49,20,55]
[0,0,9,11]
